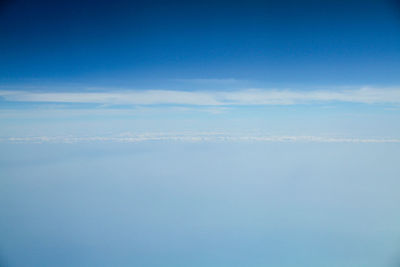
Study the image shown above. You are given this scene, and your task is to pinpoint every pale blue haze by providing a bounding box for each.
[1,142,400,267]
[1,0,400,266]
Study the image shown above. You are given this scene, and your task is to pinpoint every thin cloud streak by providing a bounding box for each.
[2,134,400,144]
[1,88,400,106]
[172,78,240,84]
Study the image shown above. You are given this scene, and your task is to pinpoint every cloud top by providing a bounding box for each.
[1,87,400,106]
[2,133,400,144]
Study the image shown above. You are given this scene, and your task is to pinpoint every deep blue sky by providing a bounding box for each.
[1,0,400,88]
[1,4,400,266]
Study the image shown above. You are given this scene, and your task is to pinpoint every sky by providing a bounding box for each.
[1,0,400,266]
[1,142,400,267]
[0,0,400,140]
[1,0,400,87]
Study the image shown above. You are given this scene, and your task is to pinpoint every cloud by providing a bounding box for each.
[1,133,400,144]
[1,87,400,106]
[172,78,240,84]
[0,90,221,105]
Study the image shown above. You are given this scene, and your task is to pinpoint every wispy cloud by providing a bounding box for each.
[172,78,240,84]
[2,133,400,144]
[1,87,400,106]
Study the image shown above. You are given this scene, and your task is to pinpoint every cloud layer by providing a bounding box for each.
[2,133,400,144]
[1,87,400,106]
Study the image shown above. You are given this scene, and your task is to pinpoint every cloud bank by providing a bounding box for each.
[1,87,400,106]
[2,133,400,144]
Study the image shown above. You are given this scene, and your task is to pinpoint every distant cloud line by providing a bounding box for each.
[1,87,400,105]
[2,134,400,143]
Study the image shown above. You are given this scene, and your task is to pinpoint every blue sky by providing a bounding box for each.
[1,0,400,142]
[1,1,400,266]
[1,142,400,266]
[1,0,400,87]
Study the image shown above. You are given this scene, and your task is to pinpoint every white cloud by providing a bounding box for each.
[0,90,220,105]
[1,133,400,144]
[1,87,400,106]
[172,78,240,84]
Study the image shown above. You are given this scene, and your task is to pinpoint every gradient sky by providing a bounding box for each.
[0,0,400,140]
[1,0,400,87]
[1,1,400,267]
